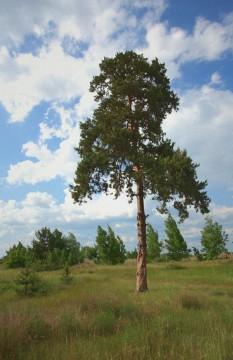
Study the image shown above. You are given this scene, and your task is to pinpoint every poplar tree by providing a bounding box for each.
[201,216,228,259]
[146,224,162,262]
[164,214,190,260]
[71,51,210,292]
[95,225,126,265]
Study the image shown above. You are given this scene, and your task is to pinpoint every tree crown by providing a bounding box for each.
[71,51,210,221]
[201,216,228,259]
[164,214,190,260]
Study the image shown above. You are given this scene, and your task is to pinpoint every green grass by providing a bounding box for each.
[0,259,233,359]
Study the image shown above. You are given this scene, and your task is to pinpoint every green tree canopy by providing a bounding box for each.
[146,224,163,262]
[71,51,210,291]
[5,241,28,268]
[4,228,84,270]
[63,232,84,265]
[82,245,98,260]
[30,227,68,261]
[95,225,126,265]
[126,248,137,259]
[164,214,190,260]
[201,216,228,259]
[29,228,83,269]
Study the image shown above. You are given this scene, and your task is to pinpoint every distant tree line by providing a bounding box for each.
[3,225,127,270]
[2,215,229,269]
[126,215,229,263]
[4,228,84,270]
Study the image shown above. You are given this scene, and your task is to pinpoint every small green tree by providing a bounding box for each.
[201,216,228,260]
[61,263,73,285]
[146,224,163,262]
[164,214,190,260]
[95,225,126,264]
[15,267,48,296]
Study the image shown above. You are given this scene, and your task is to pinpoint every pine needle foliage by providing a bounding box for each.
[71,51,210,291]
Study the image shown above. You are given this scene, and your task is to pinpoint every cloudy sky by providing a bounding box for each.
[0,0,233,256]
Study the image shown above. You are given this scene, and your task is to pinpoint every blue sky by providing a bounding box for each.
[0,0,233,256]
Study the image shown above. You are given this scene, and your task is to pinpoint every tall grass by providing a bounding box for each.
[0,260,233,359]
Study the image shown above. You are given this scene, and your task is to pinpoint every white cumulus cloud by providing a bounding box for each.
[163,84,233,188]
[7,105,81,185]
[140,13,233,79]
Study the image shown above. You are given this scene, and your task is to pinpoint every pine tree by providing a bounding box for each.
[15,267,48,296]
[71,51,210,291]
[164,214,190,260]
[61,263,73,285]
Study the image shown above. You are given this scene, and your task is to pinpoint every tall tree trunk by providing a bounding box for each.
[128,98,148,292]
[136,178,148,292]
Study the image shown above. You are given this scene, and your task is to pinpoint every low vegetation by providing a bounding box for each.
[0,259,233,359]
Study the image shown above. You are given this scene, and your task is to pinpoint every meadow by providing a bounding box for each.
[0,259,233,360]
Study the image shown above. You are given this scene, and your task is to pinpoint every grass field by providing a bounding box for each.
[0,259,233,360]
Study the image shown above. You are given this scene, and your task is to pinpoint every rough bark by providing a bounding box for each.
[136,178,148,292]
[128,97,148,292]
